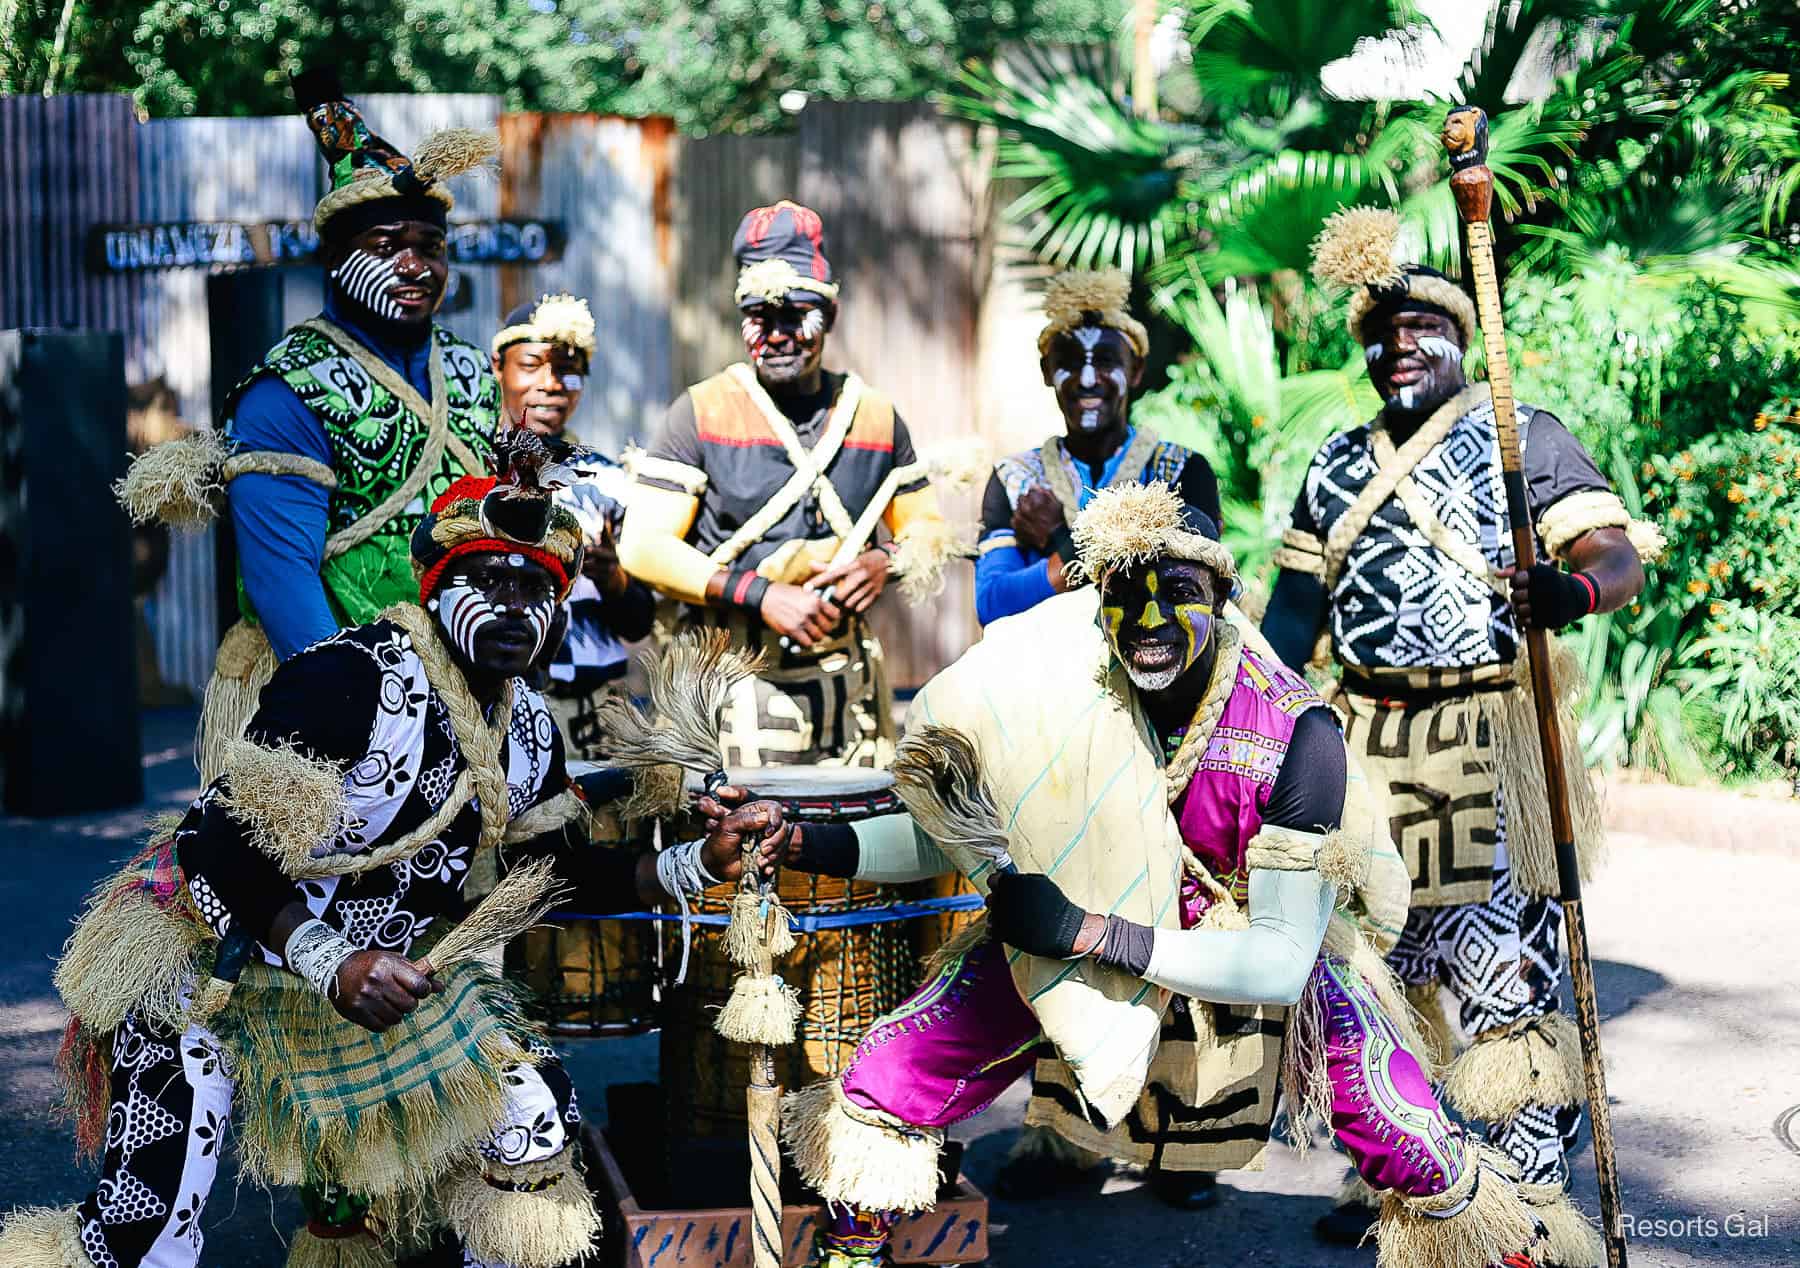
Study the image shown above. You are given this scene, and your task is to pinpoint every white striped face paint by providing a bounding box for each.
[1417,335,1464,365]
[799,307,826,341]
[1072,327,1106,430]
[331,249,408,321]
[430,554,556,664]
[1365,342,1384,364]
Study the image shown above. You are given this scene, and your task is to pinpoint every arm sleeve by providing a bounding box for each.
[1261,487,1330,671]
[1259,707,1347,833]
[175,641,380,945]
[849,814,956,883]
[226,377,340,659]
[974,472,1057,625]
[617,395,723,605]
[1178,453,1224,528]
[1521,410,1610,515]
[881,413,944,541]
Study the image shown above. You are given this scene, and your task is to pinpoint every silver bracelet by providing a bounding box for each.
[284,918,357,999]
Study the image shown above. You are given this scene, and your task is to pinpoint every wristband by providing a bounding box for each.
[723,568,771,612]
[1570,570,1600,615]
[1092,913,1156,978]
[791,822,860,878]
[284,918,357,999]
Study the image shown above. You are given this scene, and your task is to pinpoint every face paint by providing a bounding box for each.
[1416,334,1464,364]
[559,373,584,391]
[332,249,408,321]
[1399,385,1415,410]
[1365,342,1384,363]
[431,566,556,665]
[1073,326,1104,389]
[1053,368,1072,390]
[799,307,826,341]
[1100,566,1216,692]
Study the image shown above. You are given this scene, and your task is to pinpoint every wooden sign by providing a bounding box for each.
[86,218,566,273]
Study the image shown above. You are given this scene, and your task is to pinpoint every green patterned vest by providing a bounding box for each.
[225,321,498,627]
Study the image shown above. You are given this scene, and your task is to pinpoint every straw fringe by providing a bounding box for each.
[890,517,968,604]
[715,973,801,1046]
[1068,481,1238,587]
[781,1081,944,1212]
[1482,638,1607,897]
[721,890,796,965]
[503,789,591,845]
[1036,269,1150,358]
[1373,1143,1541,1268]
[284,1226,396,1268]
[442,1158,601,1268]
[1404,981,1460,1077]
[1443,1011,1586,1123]
[1313,828,1371,892]
[114,430,228,529]
[918,436,992,493]
[620,763,686,821]
[0,1205,94,1268]
[196,621,279,783]
[418,857,566,975]
[54,849,207,1037]
[1521,1183,1604,1268]
[1311,207,1404,291]
[594,629,764,774]
[221,738,351,874]
[921,916,990,981]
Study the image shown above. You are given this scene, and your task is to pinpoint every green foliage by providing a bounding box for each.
[1,0,1123,128]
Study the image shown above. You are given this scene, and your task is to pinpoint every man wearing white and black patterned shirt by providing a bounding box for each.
[1262,208,1655,1264]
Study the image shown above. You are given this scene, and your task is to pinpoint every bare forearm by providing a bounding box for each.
[1566,526,1643,614]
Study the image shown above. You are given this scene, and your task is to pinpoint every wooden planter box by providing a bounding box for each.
[586,1127,990,1267]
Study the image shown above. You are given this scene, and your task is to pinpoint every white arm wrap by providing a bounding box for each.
[654,835,723,987]
[284,918,358,999]
[1141,868,1337,1006]
[849,814,955,883]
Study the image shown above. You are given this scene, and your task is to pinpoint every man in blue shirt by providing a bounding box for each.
[974,269,1221,627]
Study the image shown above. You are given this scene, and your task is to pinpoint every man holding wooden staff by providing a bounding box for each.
[1262,202,1659,1265]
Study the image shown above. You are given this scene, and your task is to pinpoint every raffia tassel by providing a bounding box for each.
[890,517,971,603]
[781,1080,944,1212]
[594,629,766,774]
[1626,516,1667,564]
[919,436,992,493]
[619,762,686,822]
[418,857,566,975]
[114,429,229,529]
[1313,827,1372,893]
[220,737,351,874]
[410,128,500,182]
[891,725,1012,876]
[721,890,796,966]
[1484,637,1607,898]
[714,973,801,1046]
[1442,1011,1586,1123]
[1310,205,1404,291]
[1521,1183,1604,1268]
[196,621,278,783]
[285,1225,396,1268]
[1372,1144,1540,1268]
[441,1159,601,1268]
[0,1204,92,1267]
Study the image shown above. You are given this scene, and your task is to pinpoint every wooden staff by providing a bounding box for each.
[737,819,784,1268]
[1442,105,1628,1268]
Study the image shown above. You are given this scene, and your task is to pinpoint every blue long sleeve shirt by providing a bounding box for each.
[225,293,435,659]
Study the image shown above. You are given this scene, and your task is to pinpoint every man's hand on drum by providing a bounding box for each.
[695,786,796,884]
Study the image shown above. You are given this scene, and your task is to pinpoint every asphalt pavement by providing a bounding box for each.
[1,710,1795,1266]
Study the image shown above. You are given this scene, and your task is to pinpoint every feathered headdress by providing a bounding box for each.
[1069,482,1236,585]
[491,293,598,367]
[294,68,498,238]
[1036,269,1150,359]
[410,429,586,603]
[1309,206,1477,347]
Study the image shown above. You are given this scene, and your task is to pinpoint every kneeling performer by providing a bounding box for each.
[1,435,791,1268]
[779,482,1547,1268]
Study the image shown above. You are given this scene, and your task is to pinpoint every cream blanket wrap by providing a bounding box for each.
[904,589,1186,1126]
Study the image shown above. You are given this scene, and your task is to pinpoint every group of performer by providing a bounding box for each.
[0,75,1664,1268]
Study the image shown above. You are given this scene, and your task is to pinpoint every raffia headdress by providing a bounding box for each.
[1036,268,1150,359]
[1310,206,1477,347]
[491,293,597,365]
[1070,481,1236,584]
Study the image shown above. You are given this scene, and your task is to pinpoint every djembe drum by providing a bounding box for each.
[519,761,662,1034]
[660,766,923,1154]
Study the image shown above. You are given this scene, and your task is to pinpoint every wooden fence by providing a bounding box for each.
[1,93,1062,693]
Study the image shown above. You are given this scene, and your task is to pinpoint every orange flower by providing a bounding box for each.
[1687,579,1709,595]
[1710,602,1725,615]
[1728,485,1747,503]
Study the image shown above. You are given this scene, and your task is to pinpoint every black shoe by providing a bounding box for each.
[1148,1168,1219,1210]
[992,1150,1102,1200]
[1314,1200,1379,1246]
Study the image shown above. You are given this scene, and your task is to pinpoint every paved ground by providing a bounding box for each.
[2,710,1796,1266]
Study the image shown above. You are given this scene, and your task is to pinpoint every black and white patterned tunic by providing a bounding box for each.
[1293,399,1609,671]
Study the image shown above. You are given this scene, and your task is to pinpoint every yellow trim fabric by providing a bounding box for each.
[629,451,710,496]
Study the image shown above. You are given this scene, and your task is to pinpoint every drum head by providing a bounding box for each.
[718,766,896,798]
